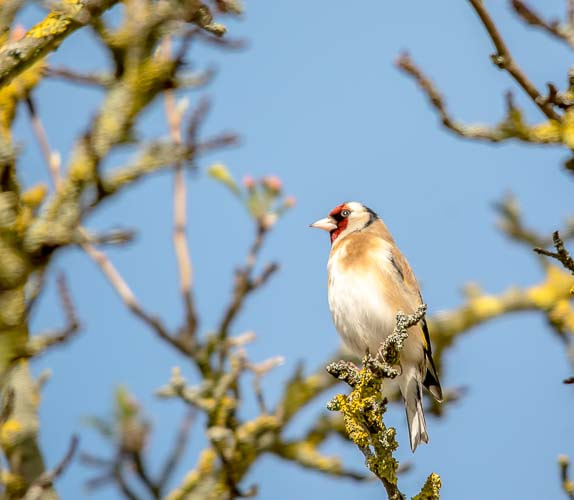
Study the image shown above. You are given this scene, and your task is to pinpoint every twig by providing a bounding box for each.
[511,0,574,49]
[25,95,62,189]
[81,242,193,356]
[130,452,160,499]
[44,65,112,86]
[163,41,198,342]
[559,455,574,500]
[23,273,80,358]
[396,52,507,142]
[495,194,574,250]
[25,87,182,357]
[217,225,277,346]
[467,0,560,121]
[158,410,195,491]
[24,435,79,500]
[112,461,139,500]
[534,231,574,274]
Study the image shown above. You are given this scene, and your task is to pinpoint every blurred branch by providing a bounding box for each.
[158,410,195,491]
[81,242,194,356]
[511,0,574,49]
[397,52,563,145]
[467,0,560,121]
[163,55,199,343]
[0,0,117,87]
[25,96,61,189]
[23,435,79,500]
[44,65,114,87]
[535,231,574,275]
[23,273,80,358]
[495,193,574,249]
[559,455,574,500]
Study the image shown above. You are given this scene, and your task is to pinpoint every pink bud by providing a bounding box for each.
[242,175,255,189]
[263,175,282,192]
[11,25,26,42]
[284,195,296,208]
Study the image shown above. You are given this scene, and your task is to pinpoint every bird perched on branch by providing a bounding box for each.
[310,201,442,451]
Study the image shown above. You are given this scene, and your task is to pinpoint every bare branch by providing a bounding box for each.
[559,455,574,500]
[25,95,62,189]
[24,435,79,500]
[158,410,195,491]
[511,0,574,49]
[81,242,193,356]
[0,0,118,87]
[163,43,199,342]
[467,0,560,121]
[534,231,574,274]
[397,52,562,144]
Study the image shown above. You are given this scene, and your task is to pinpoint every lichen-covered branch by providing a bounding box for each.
[397,53,563,146]
[325,305,441,500]
[535,231,574,277]
[0,0,118,87]
[559,455,574,500]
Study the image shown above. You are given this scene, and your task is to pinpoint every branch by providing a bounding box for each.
[23,273,80,357]
[23,435,79,500]
[397,52,562,145]
[559,455,574,500]
[325,305,434,499]
[0,0,118,87]
[467,0,561,121]
[511,0,574,49]
[495,194,574,249]
[81,242,193,356]
[157,410,195,491]
[164,63,199,342]
[535,231,574,275]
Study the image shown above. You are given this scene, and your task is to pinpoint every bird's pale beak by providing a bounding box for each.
[309,216,337,232]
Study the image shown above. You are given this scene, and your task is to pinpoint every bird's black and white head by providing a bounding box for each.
[310,201,378,244]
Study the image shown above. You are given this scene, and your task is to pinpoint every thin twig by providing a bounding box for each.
[44,65,112,86]
[25,95,62,189]
[534,231,574,274]
[158,410,195,491]
[467,0,560,121]
[130,452,160,499]
[559,455,574,500]
[396,52,506,142]
[511,0,574,49]
[24,435,79,500]
[112,461,139,500]
[164,38,198,342]
[80,242,192,355]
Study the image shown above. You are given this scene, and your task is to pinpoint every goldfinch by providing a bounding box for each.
[311,201,442,452]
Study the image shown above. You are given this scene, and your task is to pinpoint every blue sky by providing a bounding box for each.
[13,0,574,498]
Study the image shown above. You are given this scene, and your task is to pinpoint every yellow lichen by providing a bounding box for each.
[529,266,573,308]
[0,419,23,448]
[21,184,48,208]
[561,109,574,149]
[26,0,83,39]
[0,59,44,139]
[470,295,504,318]
[412,472,442,500]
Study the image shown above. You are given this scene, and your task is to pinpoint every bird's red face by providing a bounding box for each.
[310,203,353,243]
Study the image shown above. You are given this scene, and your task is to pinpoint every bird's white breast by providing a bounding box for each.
[327,242,396,357]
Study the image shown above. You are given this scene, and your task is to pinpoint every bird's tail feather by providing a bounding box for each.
[401,372,428,452]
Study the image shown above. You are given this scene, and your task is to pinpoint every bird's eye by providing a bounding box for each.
[341,209,351,217]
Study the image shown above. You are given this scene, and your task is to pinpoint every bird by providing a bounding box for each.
[310,201,442,452]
